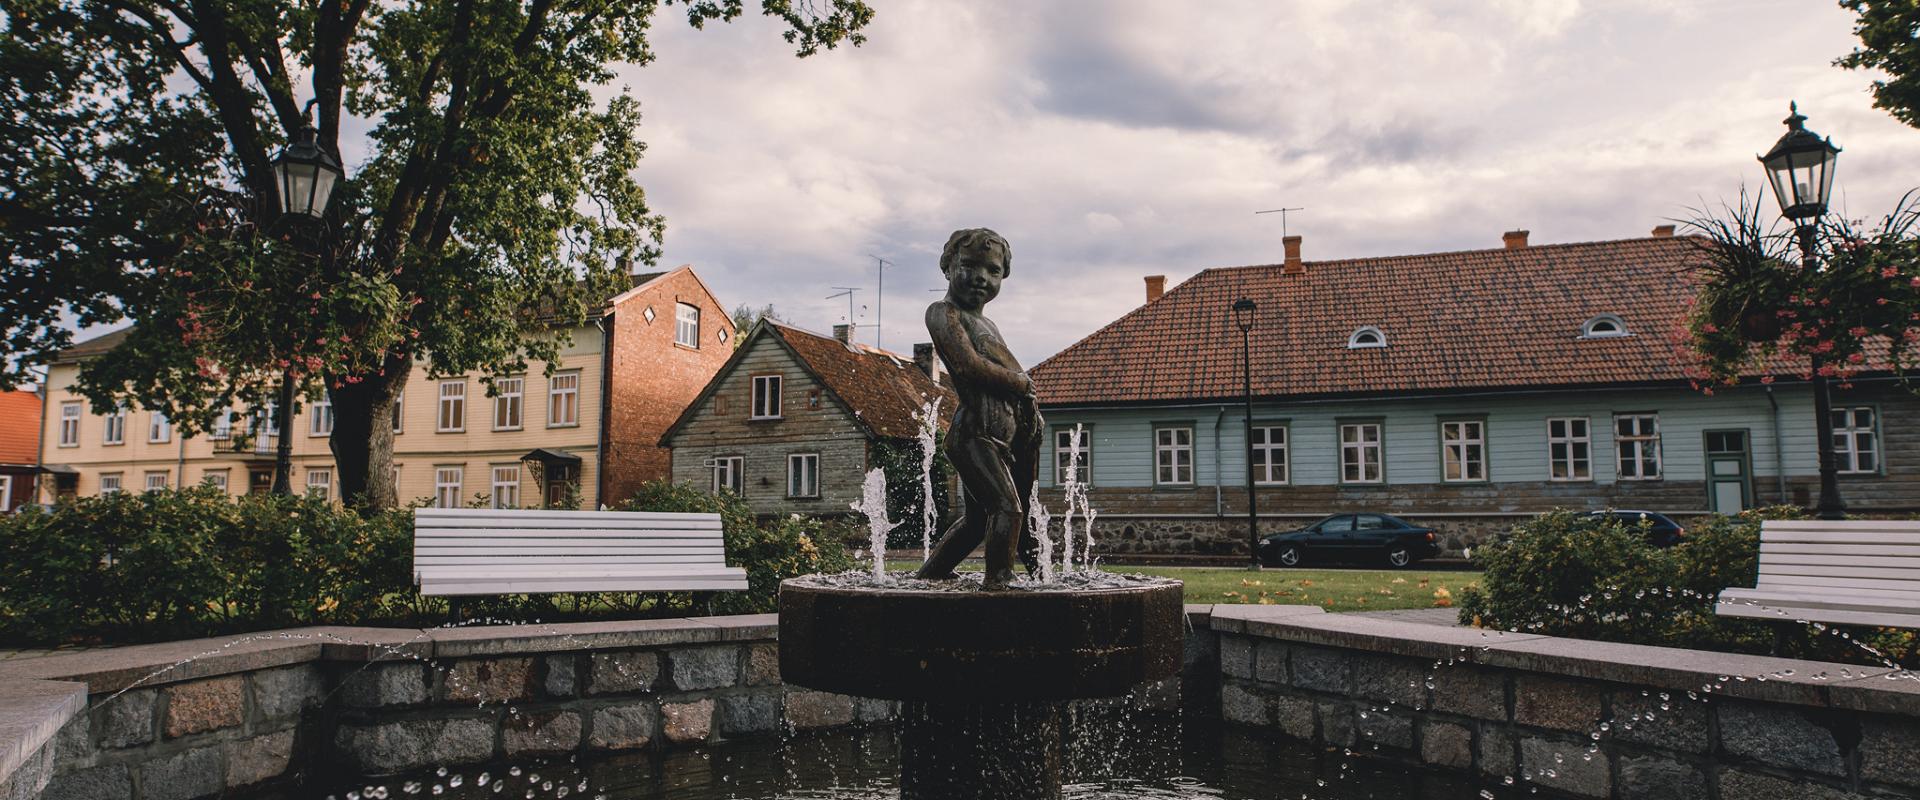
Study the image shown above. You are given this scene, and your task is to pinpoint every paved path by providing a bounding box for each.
[1347,607,1465,627]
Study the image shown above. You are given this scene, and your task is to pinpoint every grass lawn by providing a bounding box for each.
[884,561,1478,613]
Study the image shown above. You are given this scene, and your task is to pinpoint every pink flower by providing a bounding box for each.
[1760,375,1775,384]
[1702,323,1720,334]
[1883,267,1901,279]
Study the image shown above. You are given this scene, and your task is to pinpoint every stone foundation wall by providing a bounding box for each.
[1207,605,1920,799]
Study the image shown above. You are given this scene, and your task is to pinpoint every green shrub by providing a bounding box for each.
[618,480,855,614]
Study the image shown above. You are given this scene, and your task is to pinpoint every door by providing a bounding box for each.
[1703,430,1752,513]
[1310,515,1356,553]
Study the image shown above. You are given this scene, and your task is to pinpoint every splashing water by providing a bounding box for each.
[915,398,941,561]
[851,467,899,580]
[1029,481,1055,582]
[1056,423,1095,572]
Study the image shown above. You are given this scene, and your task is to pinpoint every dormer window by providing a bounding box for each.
[1580,314,1630,339]
[1347,326,1386,349]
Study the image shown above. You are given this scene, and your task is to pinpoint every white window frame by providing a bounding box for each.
[437,380,467,433]
[1347,326,1387,349]
[712,456,744,495]
[1340,422,1384,484]
[1614,413,1663,480]
[144,470,169,492]
[1440,419,1488,482]
[147,410,171,444]
[1832,406,1880,474]
[392,392,405,434]
[1580,314,1630,339]
[99,472,123,495]
[434,466,464,509]
[1547,417,1593,481]
[491,465,521,509]
[305,469,332,500]
[308,397,333,437]
[103,405,125,446]
[547,372,580,427]
[0,474,12,509]
[1250,424,1289,485]
[752,375,783,419]
[202,470,229,492]
[210,410,233,440]
[1154,426,1195,486]
[675,303,701,348]
[58,402,80,447]
[493,377,524,431]
[787,453,819,498]
[1054,427,1093,486]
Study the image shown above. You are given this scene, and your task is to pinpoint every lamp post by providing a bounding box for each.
[1758,101,1844,520]
[265,100,345,494]
[1232,297,1260,571]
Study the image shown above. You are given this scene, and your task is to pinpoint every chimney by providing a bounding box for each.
[1651,224,1676,238]
[1502,230,1530,249]
[832,324,852,345]
[913,343,942,381]
[1144,275,1166,303]
[1282,235,1304,275]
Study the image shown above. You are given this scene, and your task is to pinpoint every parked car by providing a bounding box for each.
[1256,513,1442,568]
[1581,510,1686,548]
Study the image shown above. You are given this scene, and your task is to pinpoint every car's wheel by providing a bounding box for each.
[1274,544,1303,567]
[1385,546,1413,568]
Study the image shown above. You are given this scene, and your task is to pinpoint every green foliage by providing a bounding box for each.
[618,480,854,613]
[1837,0,1920,131]
[871,435,951,551]
[1458,506,1916,669]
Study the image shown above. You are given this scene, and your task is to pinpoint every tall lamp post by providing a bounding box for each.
[1232,297,1261,571]
[265,100,344,494]
[1757,102,1844,520]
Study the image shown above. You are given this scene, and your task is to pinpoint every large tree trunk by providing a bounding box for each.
[330,353,412,511]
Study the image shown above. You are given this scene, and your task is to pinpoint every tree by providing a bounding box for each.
[729,302,782,347]
[1837,0,1920,131]
[2,0,873,508]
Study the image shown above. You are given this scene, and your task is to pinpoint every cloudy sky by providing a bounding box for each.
[613,0,1920,366]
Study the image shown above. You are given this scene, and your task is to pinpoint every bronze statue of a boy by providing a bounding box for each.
[916,228,1045,590]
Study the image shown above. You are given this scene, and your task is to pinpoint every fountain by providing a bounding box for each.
[779,228,1184,800]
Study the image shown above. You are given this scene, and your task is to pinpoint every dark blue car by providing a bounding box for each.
[1256,513,1442,568]
[1582,510,1687,548]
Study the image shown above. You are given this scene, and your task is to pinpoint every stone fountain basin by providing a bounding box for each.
[777,575,1184,702]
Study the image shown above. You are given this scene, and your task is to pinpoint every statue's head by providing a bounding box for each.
[939,228,1012,278]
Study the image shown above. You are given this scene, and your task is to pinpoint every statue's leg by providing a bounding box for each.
[916,487,982,580]
[1012,433,1042,576]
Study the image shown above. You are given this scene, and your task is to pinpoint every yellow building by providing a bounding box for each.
[36,267,732,508]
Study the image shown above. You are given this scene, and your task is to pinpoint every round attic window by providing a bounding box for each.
[1580,314,1629,339]
[1347,326,1386,349]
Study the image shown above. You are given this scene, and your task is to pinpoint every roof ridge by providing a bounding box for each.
[1197,234,1705,276]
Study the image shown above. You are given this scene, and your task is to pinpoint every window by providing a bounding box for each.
[1347,326,1386,349]
[0,475,11,509]
[148,410,172,443]
[1547,418,1592,481]
[211,411,233,440]
[548,372,580,427]
[1155,426,1194,485]
[434,467,464,508]
[58,402,80,447]
[309,398,334,437]
[1250,424,1289,485]
[437,380,466,432]
[1832,407,1880,474]
[256,403,280,435]
[1614,414,1662,480]
[493,377,524,431]
[1355,514,1393,530]
[202,470,229,493]
[1054,427,1093,485]
[807,389,822,410]
[305,469,332,500]
[752,375,783,419]
[712,456,743,495]
[99,473,123,495]
[392,392,405,434]
[491,465,521,508]
[675,303,700,348]
[1340,422,1384,484]
[103,405,126,445]
[787,453,819,498]
[1580,314,1630,339]
[1440,420,1487,482]
[144,471,169,492]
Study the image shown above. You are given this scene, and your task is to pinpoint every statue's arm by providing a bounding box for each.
[927,303,1032,397]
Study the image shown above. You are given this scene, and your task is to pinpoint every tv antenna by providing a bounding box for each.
[826,287,863,342]
[869,255,892,350]
[1255,207,1307,238]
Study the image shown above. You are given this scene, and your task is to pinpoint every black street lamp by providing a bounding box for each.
[265,99,344,494]
[1758,102,1844,520]
[1232,297,1260,571]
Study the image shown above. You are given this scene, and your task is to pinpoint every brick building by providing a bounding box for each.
[599,267,735,503]
[662,322,954,516]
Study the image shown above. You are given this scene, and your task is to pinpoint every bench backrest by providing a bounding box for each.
[413,508,728,573]
[1756,519,1920,603]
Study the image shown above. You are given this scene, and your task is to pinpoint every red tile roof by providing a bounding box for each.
[773,323,956,439]
[1033,235,1733,406]
[0,390,42,465]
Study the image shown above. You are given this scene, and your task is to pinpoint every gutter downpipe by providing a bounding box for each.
[596,315,613,509]
[1213,406,1227,516]
[1766,385,1787,503]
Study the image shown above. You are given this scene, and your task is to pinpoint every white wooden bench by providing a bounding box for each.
[1716,519,1920,629]
[412,508,748,596]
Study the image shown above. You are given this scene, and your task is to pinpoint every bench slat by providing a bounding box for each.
[1760,563,1920,581]
[1761,543,1920,558]
[1723,587,1920,608]
[1758,530,1920,545]
[416,519,721,531]
[420,577,750,595]
[423,566,746,578]
[1761,520,1920,532]
[1752,574,1920,596]
[1716,602,1920,629]
[418,546,724,557]
[414,508,721,523]
[417,527,721,538]
[419,537,724,547]
[1758,554,1920,569]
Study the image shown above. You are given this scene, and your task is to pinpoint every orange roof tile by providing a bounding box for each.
[773,324,956,439]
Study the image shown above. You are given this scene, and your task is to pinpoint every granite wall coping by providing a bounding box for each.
[1208,605,1920,713]
[0,679,86,795]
